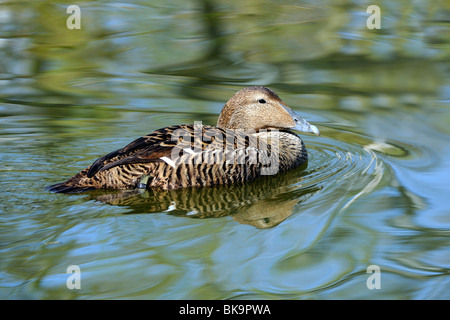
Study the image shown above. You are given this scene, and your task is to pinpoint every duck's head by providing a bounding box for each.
[217,86,319,135]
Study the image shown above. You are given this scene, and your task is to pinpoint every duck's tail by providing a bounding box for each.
[47,170,98,194]
[46,181,96,194]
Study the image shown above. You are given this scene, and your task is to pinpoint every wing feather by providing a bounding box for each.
[86,124,228,177]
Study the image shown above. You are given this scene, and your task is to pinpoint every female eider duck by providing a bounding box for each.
[48,86,319,193]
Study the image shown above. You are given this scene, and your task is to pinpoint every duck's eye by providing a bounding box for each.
[258,99,266,104]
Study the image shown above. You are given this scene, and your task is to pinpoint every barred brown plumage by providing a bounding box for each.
[48,86,319,193]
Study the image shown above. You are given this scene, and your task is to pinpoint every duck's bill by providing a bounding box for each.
[292,116,320,135]
[283,106,320,135]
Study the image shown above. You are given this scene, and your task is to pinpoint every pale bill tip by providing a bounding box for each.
[310,124,320,136]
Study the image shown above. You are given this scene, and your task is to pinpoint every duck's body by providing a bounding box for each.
[48,87,319,193]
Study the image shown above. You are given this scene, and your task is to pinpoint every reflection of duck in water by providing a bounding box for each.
[48,86,319,193]
[90,167,322,229]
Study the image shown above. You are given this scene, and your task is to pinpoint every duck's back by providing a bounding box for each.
[48,124,307,193]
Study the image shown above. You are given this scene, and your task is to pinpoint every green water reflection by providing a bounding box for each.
[0,0,449,299]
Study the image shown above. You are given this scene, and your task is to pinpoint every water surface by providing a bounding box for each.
[0,0,449,299]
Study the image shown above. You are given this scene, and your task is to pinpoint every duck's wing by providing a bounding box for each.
[86,124,227,177]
